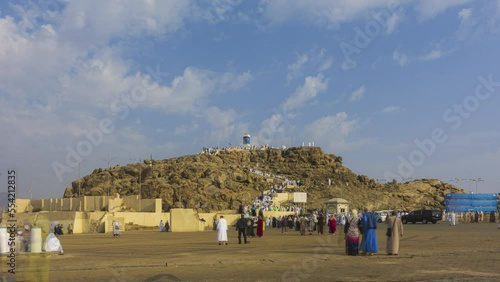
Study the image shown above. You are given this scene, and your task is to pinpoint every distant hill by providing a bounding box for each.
[65,147,467,212]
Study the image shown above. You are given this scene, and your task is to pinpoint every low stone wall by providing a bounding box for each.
[4,209,317,235]
[170,209,204,232]
[114,212,170,228]
[16,196,161,213]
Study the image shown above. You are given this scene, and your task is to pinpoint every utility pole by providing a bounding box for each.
[150,154,154,178]
[470,177,484,194]
[78,159,86,198]
[28,178,32,200]
[102,154,116,196]
[130,158,142,212]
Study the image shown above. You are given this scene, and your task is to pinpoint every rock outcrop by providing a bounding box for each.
[64,147,467,212]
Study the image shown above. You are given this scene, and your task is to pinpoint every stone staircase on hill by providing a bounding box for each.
[251,171,298,208]
[89,212,109,233]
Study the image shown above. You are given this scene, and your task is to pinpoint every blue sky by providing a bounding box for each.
[1,0,499,199]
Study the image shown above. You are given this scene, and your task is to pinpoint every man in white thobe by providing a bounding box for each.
[217,215,228,245]
[159,220,164,232]
[44,233,64,254]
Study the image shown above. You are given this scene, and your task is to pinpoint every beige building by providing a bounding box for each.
[325,198,349,214]
[3,195,296,234]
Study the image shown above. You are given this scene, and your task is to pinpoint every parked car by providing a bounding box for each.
[374,210,393,223]
[402,210,442,224]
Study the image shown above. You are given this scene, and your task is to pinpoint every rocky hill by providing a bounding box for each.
[64,147,467,212]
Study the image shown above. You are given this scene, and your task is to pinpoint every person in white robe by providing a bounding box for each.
[217,216,228,245]
[340,214,346,225]
[112,220,120,237]
[44,233,64,254]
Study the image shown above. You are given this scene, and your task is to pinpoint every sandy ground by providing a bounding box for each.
[2,221,500,282]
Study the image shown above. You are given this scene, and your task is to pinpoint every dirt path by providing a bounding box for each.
[2,222,500,281]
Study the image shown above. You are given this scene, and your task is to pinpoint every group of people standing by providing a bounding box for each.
[216,214,268,245]
[212,208,404,256]
[158,220,170,232]
[445,211,499,225]
[344,209,403,256]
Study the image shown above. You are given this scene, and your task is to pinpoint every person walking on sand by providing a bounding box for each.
[112,220,120,237]
[360,207,378,256]
[329,215,337,235]
[345,209,361,255]
[317,213,324,234]
[236,214,249,244]
[257,216,264,237]
[299,216,307,236]
[386,211,403,255]
[217,215,228,245]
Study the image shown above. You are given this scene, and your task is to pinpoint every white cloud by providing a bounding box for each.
[386,12,401,34]
[445,131,500,148]
[382,106,402,113]
[393,50,408,66]
[174,124,199,136]
[287,49,333,82]
[303,113,372,152]
[418,49,442,61]
[119,126,147,143]
[218,71,253,90]
[143,68,251,114]
[415,0,471,21]
[254,113,290,146]
[260,0,403,27]
[58,0,193,47]
[349,86,366,102]
[458,8,472,22]
[318,56,334,72]
[203,0,244,23]
[456,8,477,40]
[286,54,309,83]
[0,3,255,196]
[491,0,500,31]
[282,74,328,112]
[203,106,239,143]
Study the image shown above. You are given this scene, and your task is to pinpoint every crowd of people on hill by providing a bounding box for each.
[246,167,298,186]
[248,168,272,178]
[201,144,286,155]
[200,142,321,156]
[201,147,219,155]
